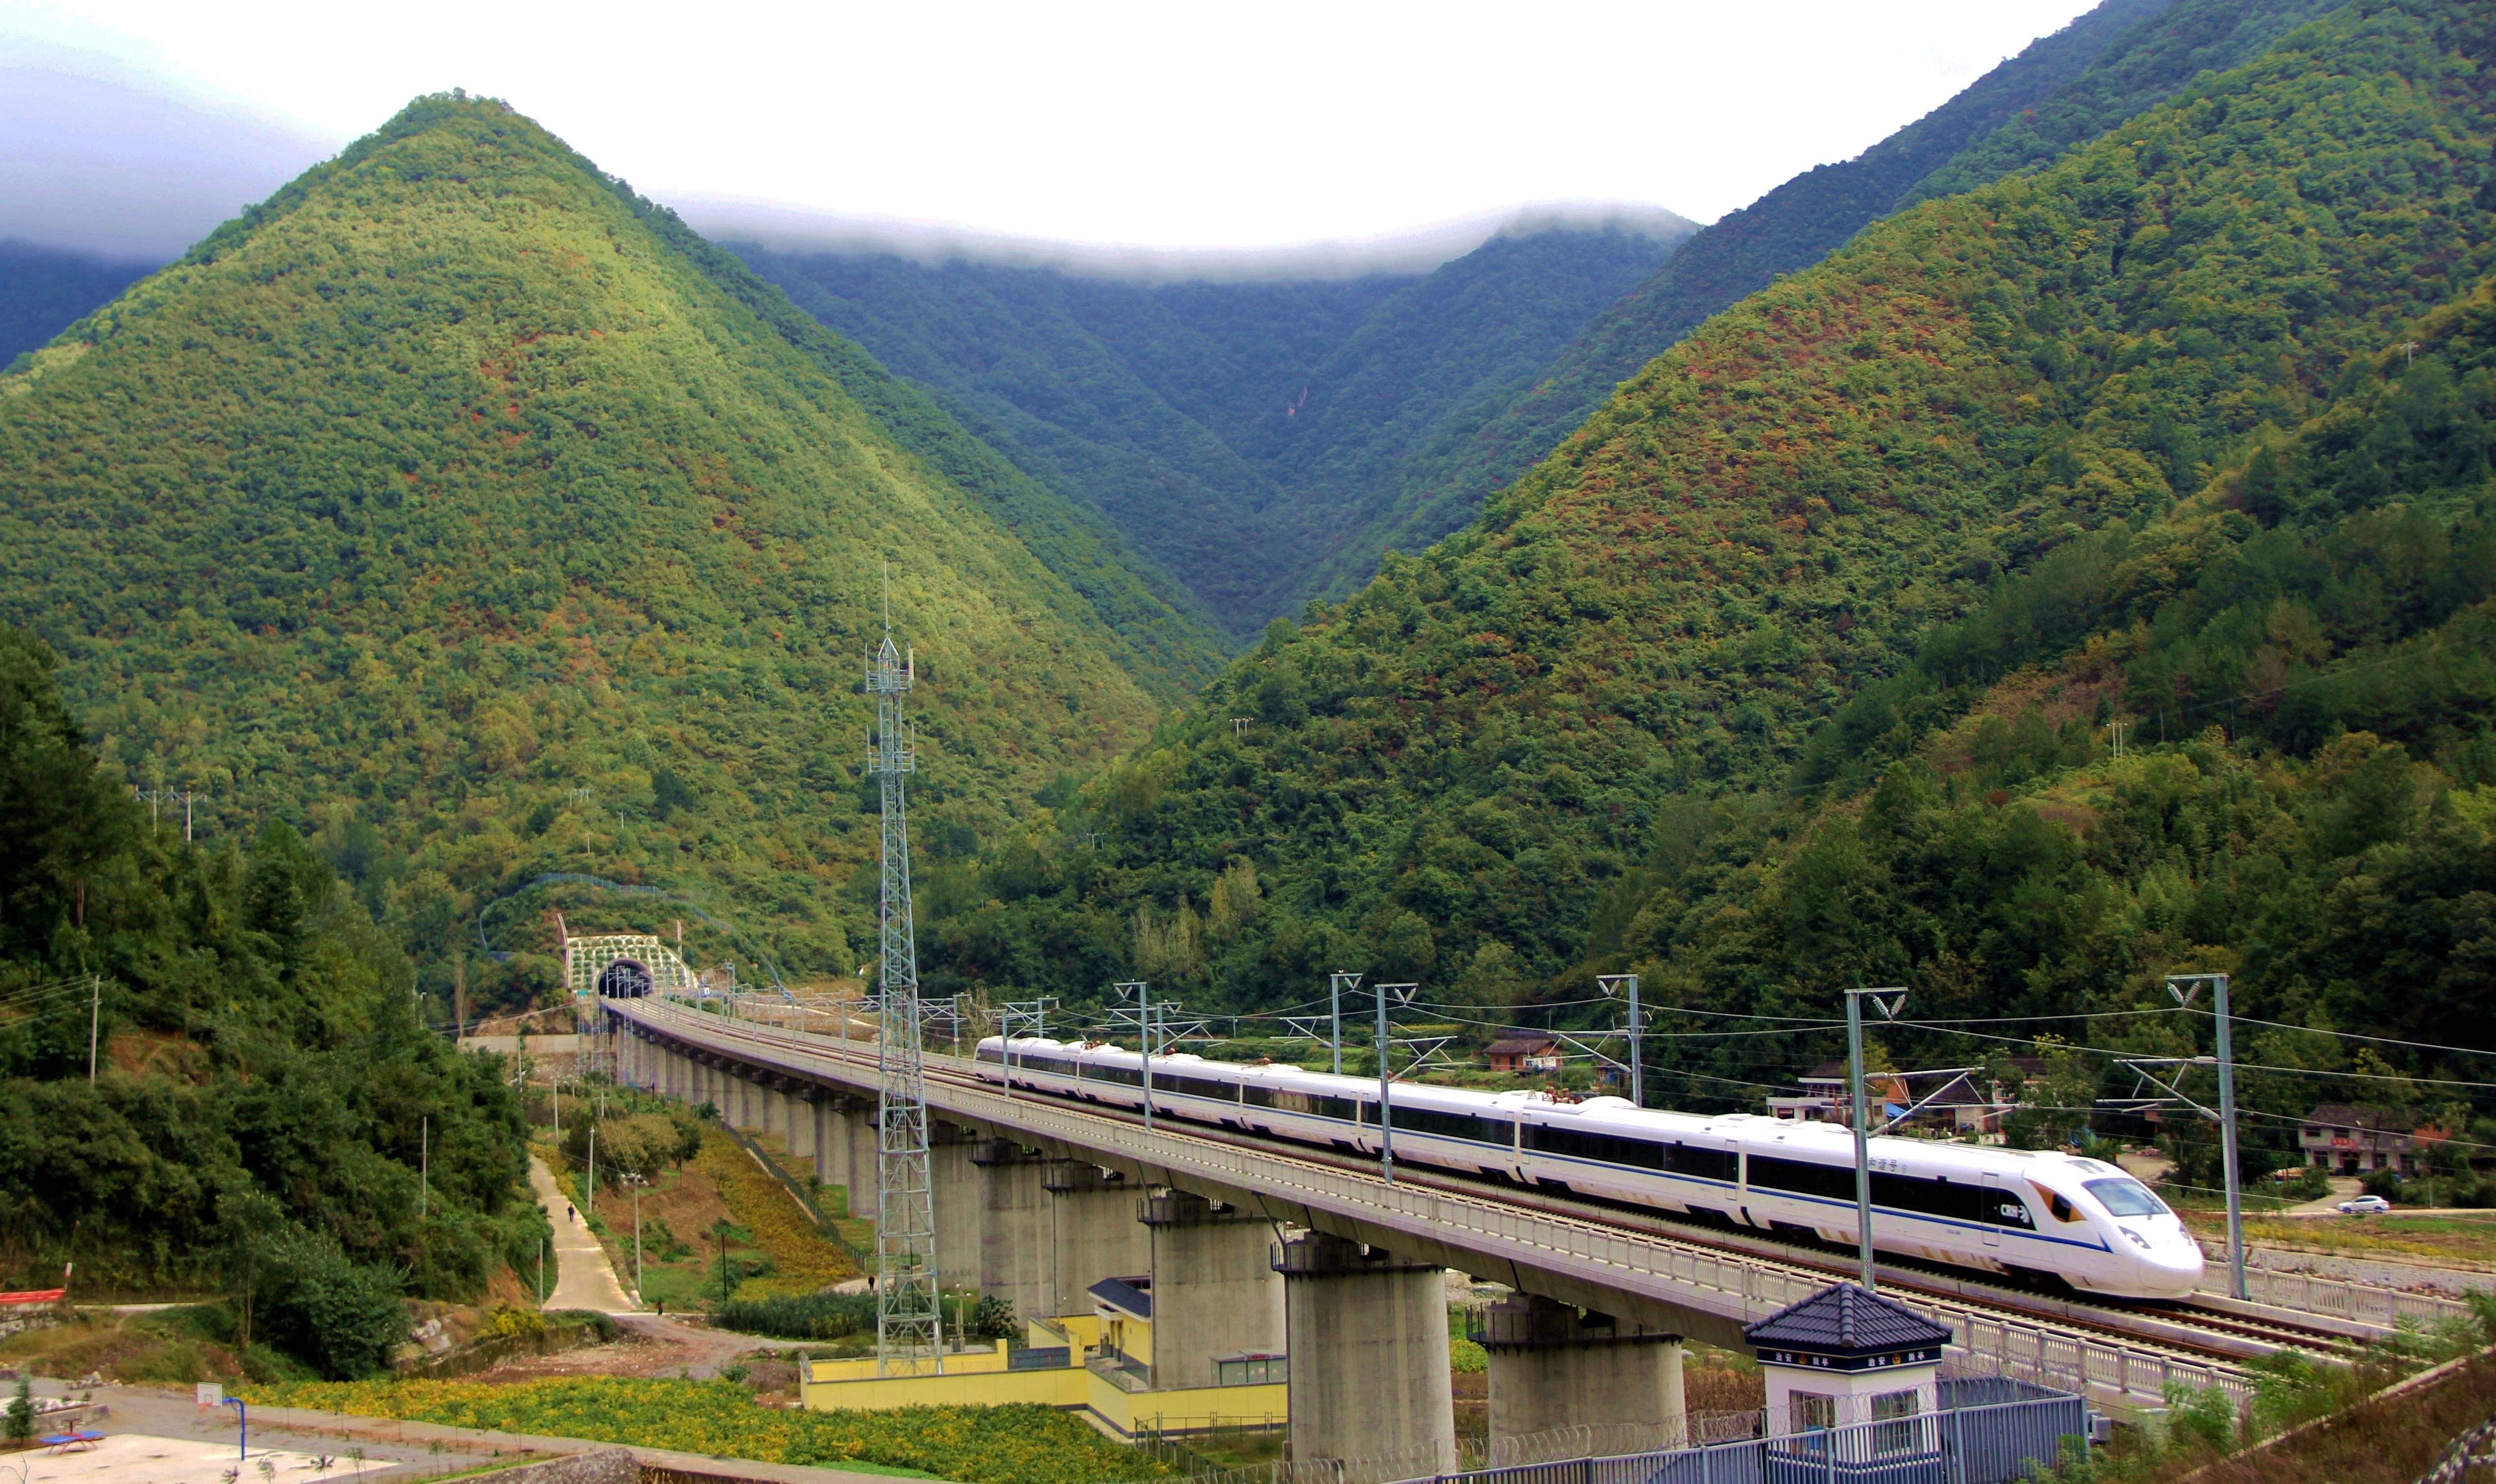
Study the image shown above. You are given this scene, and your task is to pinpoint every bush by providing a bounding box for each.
[6,1372,32,1442]
[713,1290,878,1340]
[2278,1165,2330,1201]
[482,1307,546,1340]
[257,1227,410,1380]
[1450,1337,1489,1374]
[2362,1168,2406,1203]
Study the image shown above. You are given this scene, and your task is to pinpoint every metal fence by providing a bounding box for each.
[617,1002,2254,1408]
[1393,1395,2087,1484]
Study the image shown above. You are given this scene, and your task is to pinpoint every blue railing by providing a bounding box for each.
[1399,1395,2086,1484]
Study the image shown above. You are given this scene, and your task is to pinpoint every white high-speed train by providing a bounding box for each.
[973,1037,2204,1299]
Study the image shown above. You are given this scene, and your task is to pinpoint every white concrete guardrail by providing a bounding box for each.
[2216,1263,2481,1329]
[607,999,2256,1408]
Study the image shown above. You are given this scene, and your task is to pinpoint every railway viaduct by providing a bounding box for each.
[596,996,2291,1472]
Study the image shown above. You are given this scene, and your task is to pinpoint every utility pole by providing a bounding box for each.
[2166,973,2247,1300]
[1595,974,1644,1106]
[1115,982,1155,1132]
[1844,986,1908,1291]
[867,566,940,1375]
[1329,972,1360,1077]
[586,1123,596,1219]
[420,1116,429,1216]
[87,973,100,1083]
[998,997,1058,1103]
[1373,983,1420,1184]
[625,1173,646,1304]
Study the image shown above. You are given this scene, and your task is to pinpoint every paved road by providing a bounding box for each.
[44,1380,909,1484]
[529,1156,638,1313]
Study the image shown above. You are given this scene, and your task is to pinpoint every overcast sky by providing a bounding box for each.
[6,0,2099,261]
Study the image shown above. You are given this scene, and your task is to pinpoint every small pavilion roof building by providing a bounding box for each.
[1745,1283,1955,1470]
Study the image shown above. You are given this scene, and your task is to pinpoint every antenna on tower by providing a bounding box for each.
[864,568,939,1376]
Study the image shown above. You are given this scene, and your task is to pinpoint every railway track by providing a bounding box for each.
[912,1058,2356,1365]
[630,1008,2349,1376]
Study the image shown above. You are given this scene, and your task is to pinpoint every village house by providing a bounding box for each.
[1767,1060,2049,1136]
[2297,1104,2421,1175]
[1484,1031,1563,1075]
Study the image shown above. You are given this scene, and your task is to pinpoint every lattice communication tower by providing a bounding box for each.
[866,597,940,1374]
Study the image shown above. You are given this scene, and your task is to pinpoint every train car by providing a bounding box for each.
[974,1036,2203,1299]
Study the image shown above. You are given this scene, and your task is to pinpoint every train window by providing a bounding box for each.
[1391,1106,1513,1144]
[1242,1086,1277,1109]
[1178,1075,1239,1101]
[1870,1173,1985,1223]
[2028,1182,2080,1223]
[1522,1124,1669,1170]
[977,1045,1004,1064]
[1273,1090,1358,1121]
[1990,1194,2036,1229]
[2083,1178,2170,1217]
[1750,1155,1855,1201]
[1669,1145,1739,1182]
[1089,1065,1143,1087]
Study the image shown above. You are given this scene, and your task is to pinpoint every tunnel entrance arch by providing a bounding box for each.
[596,959,654,997]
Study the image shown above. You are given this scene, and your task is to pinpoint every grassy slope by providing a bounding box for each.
[916,0,2495,1010]
[0,95,1201,973]
[1317,0,2348,601]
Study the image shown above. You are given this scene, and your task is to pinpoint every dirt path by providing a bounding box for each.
[470,1313,778,1382]
[529,1156,638,1313]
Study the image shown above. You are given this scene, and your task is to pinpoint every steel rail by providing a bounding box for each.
[610,998,2269,1407]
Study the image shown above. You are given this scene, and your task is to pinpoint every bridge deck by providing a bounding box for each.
[606,997,2257,1408]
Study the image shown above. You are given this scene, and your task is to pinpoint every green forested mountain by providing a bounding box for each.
[1611,276,2496,1166]
[737,221,1693,635]
[0,240,154,367]
[1316,0,2349,603]
[1,622,534,1371]
[0,93,1218,985]
[909,0,2496,1049]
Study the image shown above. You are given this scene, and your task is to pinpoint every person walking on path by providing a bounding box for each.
[528,1156,637,1313]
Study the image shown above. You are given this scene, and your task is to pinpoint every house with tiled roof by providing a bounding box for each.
[2298,1104,2420,1175]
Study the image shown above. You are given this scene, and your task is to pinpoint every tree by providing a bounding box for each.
[6,1371,32,1442]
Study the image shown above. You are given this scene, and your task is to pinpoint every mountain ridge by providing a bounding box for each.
[1307,0,2350,605]
[740,220,1694,634]
[907,0,2496,1023]
[0,92,1214,979]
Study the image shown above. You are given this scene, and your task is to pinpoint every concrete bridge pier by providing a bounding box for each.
[1484,1293,1685,1452]
[1144,1191,1283,1390]
[931,1123,986,1289]
[785,1086,817,1163]
[1277,1231,1455,1476]
[843,1106,880,1220]
[811,1095,846,1191]
[1044,1163,1151,1318]
[975,1140,1059,1324]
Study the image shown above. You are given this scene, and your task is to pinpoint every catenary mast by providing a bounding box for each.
[867,569,940,1374]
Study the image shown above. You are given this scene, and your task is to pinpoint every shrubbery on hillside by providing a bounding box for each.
[910,0,2496,1042]
[0,93,1201,992]
[0,622,537,1374]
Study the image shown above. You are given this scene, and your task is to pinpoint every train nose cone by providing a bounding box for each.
[2129,1223,2206,1295]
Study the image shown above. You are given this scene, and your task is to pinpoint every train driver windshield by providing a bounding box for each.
[2082,1177,2171,1217]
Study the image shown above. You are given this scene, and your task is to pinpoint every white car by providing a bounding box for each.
[2337,1195,2392,1215]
